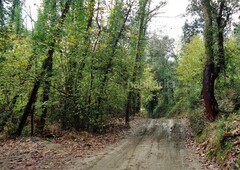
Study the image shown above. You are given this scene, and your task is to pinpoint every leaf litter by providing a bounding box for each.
[0,117,145,170]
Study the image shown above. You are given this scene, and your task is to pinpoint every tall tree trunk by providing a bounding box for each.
[36,0,58,133]
[202,0,218,121]
[128,0,148,117]
[62,0,96,130]
[87,16,102,127]
[14,0,72,137]
[36,46,54,133]
[97,2,133,111]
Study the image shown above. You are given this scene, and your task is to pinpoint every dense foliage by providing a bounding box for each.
[0,0,166,136]
[0,0,240,168]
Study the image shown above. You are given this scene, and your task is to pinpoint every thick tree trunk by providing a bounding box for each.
[202,0,219,121]
[203,63,218,121]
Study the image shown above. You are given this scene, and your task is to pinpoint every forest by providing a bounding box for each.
[0,0,240,169]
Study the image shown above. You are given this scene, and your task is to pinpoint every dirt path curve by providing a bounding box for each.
[68,119,203,170]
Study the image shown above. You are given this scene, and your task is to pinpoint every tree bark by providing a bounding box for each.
[202,0,219,121]
[36,46,54,133]
[203,63,218,121]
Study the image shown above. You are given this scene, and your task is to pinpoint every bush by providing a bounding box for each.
[188,106,206,135]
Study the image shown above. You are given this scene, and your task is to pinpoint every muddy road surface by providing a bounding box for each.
[68,119,203,170]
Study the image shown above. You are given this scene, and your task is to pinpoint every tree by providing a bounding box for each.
[36,0,58,133]
[202,0,218,121]
[15,0,72,136]
[182,19,203,43]
[10,0,23,34]
[144,35,176,117]
[201,0,239,121]
[176,35,205,108]
[95,0,134,128]
[0,0,167,136]
[125,0,166,123]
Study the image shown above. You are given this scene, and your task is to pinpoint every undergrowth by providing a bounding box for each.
[197,113,240,168]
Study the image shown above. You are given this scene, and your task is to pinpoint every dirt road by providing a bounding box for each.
[68,119,203,170]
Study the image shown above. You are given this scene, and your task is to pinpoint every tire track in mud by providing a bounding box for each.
[68,119,203,170]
